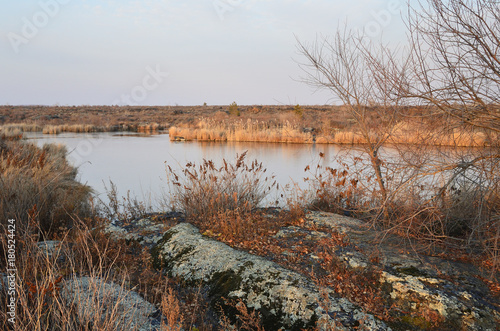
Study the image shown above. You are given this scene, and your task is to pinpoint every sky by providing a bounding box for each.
[0,0,409,106]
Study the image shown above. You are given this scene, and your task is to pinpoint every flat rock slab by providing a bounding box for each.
[61,276,162,331]
[152,222,389,331]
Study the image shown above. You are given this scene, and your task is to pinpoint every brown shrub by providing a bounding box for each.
[166,152,276,221]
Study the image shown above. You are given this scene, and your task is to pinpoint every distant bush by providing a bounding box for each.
[229,102,240,116]
[0,134,91,236]
[294,104,303,119]
[166,151,276,220]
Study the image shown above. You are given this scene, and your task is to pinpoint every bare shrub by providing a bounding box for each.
[296,30,408,220]
[296,0,500,275]
[166,151,276,220]
[97,181,151,221]
[303,156,366,217]
[161,287,184,331]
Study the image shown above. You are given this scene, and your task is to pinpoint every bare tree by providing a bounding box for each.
[402,0,500,269]
[296,31,410,220]
[401,0,500,136]
[297,0,500,272]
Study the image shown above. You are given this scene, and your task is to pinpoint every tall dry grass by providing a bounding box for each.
[0,124,42,133]
[0,217,150,330]
[166,151,277,220]
[1,122,166,136]
[168,116,493,147]
[42,124,111,134]
[169,118,316,143]
[0,134,91,236]
[390,120,492,147]
[97,181,151,221]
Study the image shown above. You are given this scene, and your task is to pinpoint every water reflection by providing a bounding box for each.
[25,132,348,208]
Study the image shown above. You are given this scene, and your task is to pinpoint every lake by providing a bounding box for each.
[25,132,353,209]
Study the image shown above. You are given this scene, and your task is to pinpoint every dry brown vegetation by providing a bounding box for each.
[0,133,91,237]
[166,151,277,220]
[0,104,494,147]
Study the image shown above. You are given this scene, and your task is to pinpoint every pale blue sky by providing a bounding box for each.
[1,0,409,106]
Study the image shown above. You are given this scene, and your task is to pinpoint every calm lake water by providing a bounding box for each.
[25,132,351,208]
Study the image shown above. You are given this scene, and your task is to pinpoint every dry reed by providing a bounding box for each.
[168,117,493,147]
[166,151,277,220]
[0,217,152,330]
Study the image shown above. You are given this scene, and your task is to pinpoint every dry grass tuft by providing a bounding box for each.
[0,217,148,330]
[161,287,184,331]
[166,151,277,221]
[0,135,91,236]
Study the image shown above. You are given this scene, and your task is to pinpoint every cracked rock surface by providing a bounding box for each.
[292,211,500,330]
[152,222,389,331]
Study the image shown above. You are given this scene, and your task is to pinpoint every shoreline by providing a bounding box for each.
[1,105,495,147]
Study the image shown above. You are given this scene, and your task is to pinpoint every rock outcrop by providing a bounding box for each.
[68,209,499,330]
[104,212,184,248]
[152,222,389,331]
[60,276,162,331]
[281,211,500,330]
[149,210,500,330]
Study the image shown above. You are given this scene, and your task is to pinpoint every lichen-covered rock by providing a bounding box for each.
[152,223,389,331]
[61,276,162,331]
[104,212,182,247]
[36,240,63,258]
[302,211,500,330]
[380,271,499,330]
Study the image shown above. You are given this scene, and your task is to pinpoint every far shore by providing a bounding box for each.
[0,104,494,147]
